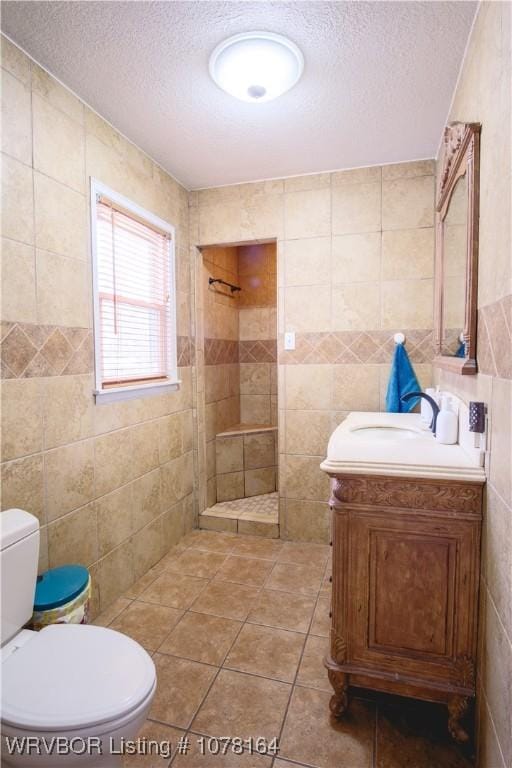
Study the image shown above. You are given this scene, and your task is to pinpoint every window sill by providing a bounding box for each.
[94,379,181,405]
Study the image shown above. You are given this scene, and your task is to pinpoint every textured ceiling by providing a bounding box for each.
[2,1,476,189]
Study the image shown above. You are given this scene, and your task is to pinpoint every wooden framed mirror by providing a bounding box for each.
[434,122,481,374]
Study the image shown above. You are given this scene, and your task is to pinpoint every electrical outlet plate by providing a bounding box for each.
[284,331,295,351]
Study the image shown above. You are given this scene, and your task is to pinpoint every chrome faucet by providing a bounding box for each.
[401,392,440,436]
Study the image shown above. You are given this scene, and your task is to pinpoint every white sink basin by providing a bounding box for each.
[320,411,486,482]
[349,425,420,441]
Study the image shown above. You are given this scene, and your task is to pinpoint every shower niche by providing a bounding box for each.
[197,242,278,537]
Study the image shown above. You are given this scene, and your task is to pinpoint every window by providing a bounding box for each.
[91,179,178,403]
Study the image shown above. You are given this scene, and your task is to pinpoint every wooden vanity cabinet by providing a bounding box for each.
[325,473,484,742]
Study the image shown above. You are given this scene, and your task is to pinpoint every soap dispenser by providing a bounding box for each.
[436,396,458,445]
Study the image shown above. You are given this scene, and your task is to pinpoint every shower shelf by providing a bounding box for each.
[216,423,276,438]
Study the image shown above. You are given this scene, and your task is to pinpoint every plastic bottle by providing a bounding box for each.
[435,396,458,445]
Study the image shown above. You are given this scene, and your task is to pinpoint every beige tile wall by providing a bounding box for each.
[238,243,277,426]
[201,247,240,506]
[238,242,276,308]
[432,4,512,766]
[0,37,196,618]
[190,161,436,542]
[216,430,277,502]
[202,246,240,341]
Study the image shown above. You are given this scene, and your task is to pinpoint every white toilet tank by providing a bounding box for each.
[1,509,40,646]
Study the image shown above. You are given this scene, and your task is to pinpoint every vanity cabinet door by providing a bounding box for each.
[343,510,479,691]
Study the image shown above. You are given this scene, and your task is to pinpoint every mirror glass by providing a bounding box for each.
[441,172,467,356]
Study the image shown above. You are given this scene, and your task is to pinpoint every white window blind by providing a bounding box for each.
[93,192,175,391]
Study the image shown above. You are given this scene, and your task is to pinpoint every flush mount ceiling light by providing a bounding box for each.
[209,32,304,103]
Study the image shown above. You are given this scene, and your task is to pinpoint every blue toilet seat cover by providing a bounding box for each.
[34,565,89,611]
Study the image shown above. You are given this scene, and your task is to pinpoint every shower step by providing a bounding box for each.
[199,492,279,538]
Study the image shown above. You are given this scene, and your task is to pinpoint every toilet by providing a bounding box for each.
[1,509,157,767]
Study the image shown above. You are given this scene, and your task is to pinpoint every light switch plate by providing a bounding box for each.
[284,331,295,351]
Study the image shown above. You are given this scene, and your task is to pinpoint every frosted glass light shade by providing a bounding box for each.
[209,32,304,103]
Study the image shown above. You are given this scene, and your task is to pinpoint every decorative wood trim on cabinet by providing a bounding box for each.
[325,472,484,743]
[330,475,483,515]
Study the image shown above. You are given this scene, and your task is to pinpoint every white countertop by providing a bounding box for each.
[320,412,486,483]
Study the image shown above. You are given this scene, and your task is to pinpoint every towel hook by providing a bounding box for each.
[394,332,406,345]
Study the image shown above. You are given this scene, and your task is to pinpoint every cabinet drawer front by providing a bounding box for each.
[333,509,479,690]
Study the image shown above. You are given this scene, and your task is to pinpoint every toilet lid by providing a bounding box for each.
[1,624,156,730]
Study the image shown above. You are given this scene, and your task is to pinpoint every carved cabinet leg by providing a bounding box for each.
[447,695,470,742]
[328,669,349,718]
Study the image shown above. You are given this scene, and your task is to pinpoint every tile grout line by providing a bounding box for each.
[100,532,333,765]
[135,535,244,764]
[166,533,280,765]
[271,564,326,763]
[247,542,328,766]
[153,535,272,758]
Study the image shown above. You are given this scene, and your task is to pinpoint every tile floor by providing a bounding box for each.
[94,530,475,768]
[200,493,279,538]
